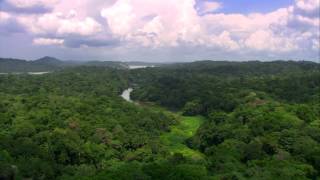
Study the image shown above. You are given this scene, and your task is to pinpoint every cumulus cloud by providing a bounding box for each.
[1,0,105,37]
[101,0,136,36]
[18,11,102,36]
[101,0,203,47]
[0,0,319,60]
[33,37,64,45]
[208,31,240,51]
[0,11,11,21]
[244,30,297,52]
[101,0,319,56]
[287,0,320,30]
[295,0,320,17]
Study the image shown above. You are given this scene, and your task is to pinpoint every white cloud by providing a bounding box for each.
[295,0,319,13]
[0,0,319,59]
[101,0,136,36]
[98,0,319,56]
[18,11,102,36]
[211,31,240,50]
[57,16,102,35]
[244,30,297,52]
[294,14,319,26]
[0,11,11,21]
[312,39,320,51]
[101,0,203,47]
[33,37,64,45]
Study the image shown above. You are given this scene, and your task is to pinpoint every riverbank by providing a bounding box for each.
[120,88,205,160]
[120,88,133,102]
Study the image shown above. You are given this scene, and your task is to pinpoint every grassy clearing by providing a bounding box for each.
[137,102,205,160]
[160,115,205,160]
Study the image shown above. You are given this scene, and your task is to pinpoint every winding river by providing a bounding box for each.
[120,87,204,160]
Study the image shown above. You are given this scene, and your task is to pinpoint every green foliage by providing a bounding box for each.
[188,100,320,178]
[0,67,177,179]
[182,100,203,116]
[0,61,319,179]
[130,61,320,179]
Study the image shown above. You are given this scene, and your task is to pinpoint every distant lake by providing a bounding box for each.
[129,65,155,69]
[27,72,50,75]
[0,72,50,75]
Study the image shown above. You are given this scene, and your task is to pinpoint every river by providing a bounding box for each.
[120,88,133,102]
[120,87,204,160]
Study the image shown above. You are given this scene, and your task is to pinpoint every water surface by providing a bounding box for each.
[121,88,133,102]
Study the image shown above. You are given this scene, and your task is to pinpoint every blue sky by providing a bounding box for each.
[210,0,294,14]
[0,0,319,62]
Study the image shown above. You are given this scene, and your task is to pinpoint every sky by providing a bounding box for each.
[0,0,319,62]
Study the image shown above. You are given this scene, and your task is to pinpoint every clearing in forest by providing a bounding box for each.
[160,115,205,160]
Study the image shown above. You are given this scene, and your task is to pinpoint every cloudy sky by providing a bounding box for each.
[0,0,319,62]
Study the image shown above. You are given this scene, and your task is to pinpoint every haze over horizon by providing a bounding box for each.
[0,0,319,62]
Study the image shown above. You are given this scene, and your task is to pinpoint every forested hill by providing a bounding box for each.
[0,60,319,179]
[0,67,179,179]
[131,60,320,109]
[2,57,317,74]
[130,60,320,179]
[0,56,129,73]
[0,57,62,73]
[159,60,320,76]
[0,56,169,73]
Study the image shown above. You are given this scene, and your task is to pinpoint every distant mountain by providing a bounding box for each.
[0,57,61,73]
[161,60,320,76]
[33,56,64,66]
[2,57,316,74]
[0,57,130,73]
